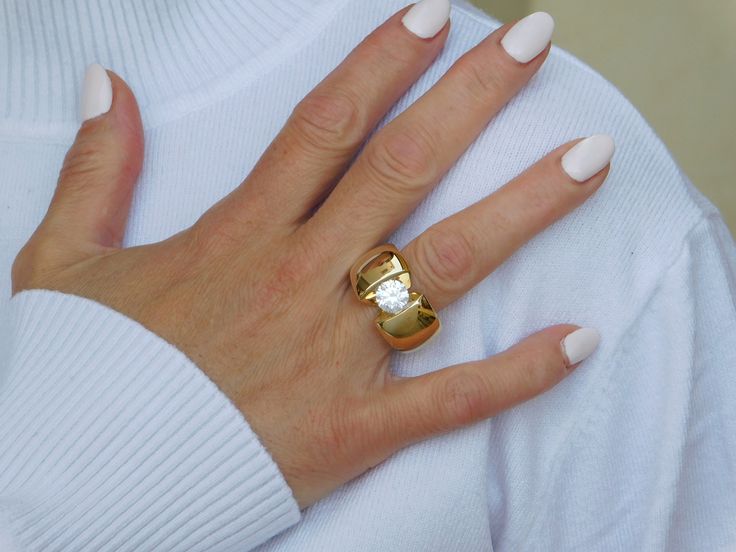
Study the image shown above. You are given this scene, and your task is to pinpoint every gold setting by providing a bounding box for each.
[349,244,440,351]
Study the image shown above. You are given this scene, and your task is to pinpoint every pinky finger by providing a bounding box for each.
[374,324,600,447]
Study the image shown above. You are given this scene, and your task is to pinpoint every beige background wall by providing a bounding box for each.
[471,0,736,233]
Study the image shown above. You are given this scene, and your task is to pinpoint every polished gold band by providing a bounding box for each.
[349,244,440,351]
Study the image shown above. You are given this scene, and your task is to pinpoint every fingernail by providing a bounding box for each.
[81,63,113,121]
[561,134,616,182]
[401,0,451,39]
[500,12,555,63]
[561,327,600,367]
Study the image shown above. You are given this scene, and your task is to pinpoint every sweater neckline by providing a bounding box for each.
[1,0,349,134]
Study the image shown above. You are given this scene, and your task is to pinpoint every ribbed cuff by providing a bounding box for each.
[0,289,300,552]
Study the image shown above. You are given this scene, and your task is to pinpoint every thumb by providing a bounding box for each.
[374,325,600,450]
[42,64,143,259]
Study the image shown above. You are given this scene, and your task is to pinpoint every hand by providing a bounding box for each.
[12,7,610,508]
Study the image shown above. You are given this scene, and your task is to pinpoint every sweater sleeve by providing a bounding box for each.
[0,289,300,552]
[654,212,736,548]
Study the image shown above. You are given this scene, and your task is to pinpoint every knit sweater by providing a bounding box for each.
[1,0,735,550]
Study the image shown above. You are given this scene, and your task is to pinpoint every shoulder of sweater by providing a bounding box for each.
[426,1,723,272]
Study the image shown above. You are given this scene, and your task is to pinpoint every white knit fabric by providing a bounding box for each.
[0,291,299,551]
[0,0,735,550]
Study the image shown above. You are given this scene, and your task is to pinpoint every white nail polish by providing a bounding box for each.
[81,63,112,121]
[500,12,555,63]
[401,0,451,39]
[561,327,600,366]
[561,134,616,182]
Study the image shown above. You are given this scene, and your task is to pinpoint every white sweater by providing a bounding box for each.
[1,0,735,550]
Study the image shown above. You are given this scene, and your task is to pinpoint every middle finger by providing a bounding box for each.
[307,12,555,264]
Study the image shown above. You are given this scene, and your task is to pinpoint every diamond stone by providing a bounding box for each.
[375,279,410,314]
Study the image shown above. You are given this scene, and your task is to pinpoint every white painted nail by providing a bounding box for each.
[401,0,451,39]
[561,134,616,182]
[81,63,112,121]
[500,12,555,63]
[561,327,600,366]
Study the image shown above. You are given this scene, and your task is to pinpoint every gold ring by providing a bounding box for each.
[349,244,440,351]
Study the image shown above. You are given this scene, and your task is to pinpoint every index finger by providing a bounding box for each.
[212,0,451,230]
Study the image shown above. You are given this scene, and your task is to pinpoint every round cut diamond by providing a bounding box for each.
[375,279,410,314]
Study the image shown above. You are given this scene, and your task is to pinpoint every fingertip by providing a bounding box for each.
[401,0,451,40]
[81,66,142,127]
[79,66,144,163]
[560,326,600,367]
[561,134,616,183]
[81,63,112,121]
[500,11,555,64]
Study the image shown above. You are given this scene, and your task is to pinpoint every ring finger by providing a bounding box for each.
[402,134,615,311]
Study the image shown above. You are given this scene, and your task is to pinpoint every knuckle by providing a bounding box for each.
[189,216,241,258]
[58,136,118,194]
[361,30,417,67]
[452,56,505,102]
[189,205,260,259]
[437,371,489,427]
[365,126,438,190]
[508,342,565,391]
[513,352,547,390]
[291,90,364,150]
[292,230,330,279]
[416,226,475,295]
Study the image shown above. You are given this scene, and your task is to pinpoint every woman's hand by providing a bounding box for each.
[11,6,611,508]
